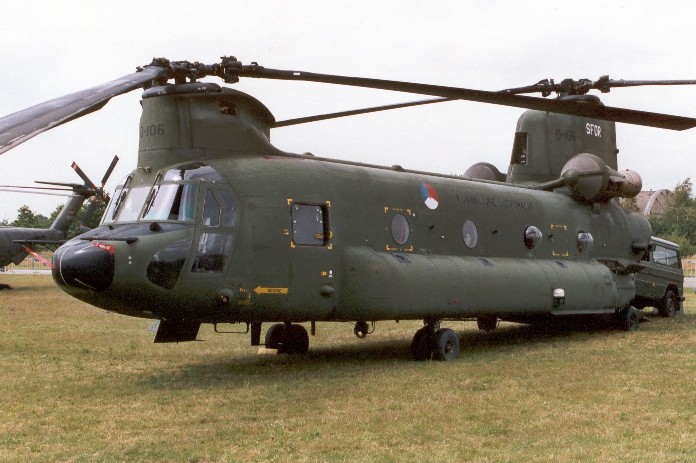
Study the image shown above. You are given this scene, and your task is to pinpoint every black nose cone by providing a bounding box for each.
[53,241,115,291]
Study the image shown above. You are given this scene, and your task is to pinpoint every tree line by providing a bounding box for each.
[1,202,106,239]
[647,178,696,257]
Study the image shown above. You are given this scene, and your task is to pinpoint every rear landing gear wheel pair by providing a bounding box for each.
[410,326,461,361]
[264,323,309,354]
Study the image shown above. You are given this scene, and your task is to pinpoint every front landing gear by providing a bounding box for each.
[264,323,309,354]
[410,321,461,361]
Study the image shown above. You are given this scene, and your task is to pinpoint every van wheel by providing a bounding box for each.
[658,291,677,318]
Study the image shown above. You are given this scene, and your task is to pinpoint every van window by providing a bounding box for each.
[653,245,680,269]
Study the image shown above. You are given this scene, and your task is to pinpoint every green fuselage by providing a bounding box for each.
[53,85,651,326]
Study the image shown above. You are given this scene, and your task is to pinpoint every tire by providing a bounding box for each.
[278,324,309,354]
[658,291,677,318]
[264,323,285,349]
[410,326,431,361]
[619,307,640,331]
[433,328,460,361]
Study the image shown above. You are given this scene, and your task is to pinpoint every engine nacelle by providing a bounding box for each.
[464,162,506,182]
[560,153,642,203]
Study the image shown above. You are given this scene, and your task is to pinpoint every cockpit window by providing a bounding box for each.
[102,184,125,224]
[102,164,227,225]
[112,187,151,222]
[142,183,198,222]
[217,190,237,227]
[201,190,221,226]
[101,174,150,224]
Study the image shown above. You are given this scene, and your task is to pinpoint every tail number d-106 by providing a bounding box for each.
[140,123,165,137]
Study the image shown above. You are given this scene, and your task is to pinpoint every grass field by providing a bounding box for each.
[1,275,695,462]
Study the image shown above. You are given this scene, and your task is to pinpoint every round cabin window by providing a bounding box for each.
[462,220,478,248]
[391,214,410,245]
[577,232,594,255]
[524,225,543,250]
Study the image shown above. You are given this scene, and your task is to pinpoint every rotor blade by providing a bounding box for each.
[0,184,73,191]
[71,161,97,190]
[0,187,73,197]
[35,180,86,189]
[272,97,454,128]
[595,78,696,92]
[237,66,696,130]
[0,66,167,155]
[100,155,120,187]
[500,77,696,96]
[34,180,94,197]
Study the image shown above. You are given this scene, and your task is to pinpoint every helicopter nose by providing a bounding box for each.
[53,241,115,291]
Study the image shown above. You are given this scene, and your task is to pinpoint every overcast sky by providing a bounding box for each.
[2,0,695,221]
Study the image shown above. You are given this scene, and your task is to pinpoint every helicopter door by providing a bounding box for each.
[186,185,238,277]
[286,201,338,318]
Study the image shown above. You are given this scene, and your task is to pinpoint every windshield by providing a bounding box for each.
[102,184,124,224]
[141,183,198,222]
[163,163,224,182]
[110,186,151,222]
[101,164,224,225]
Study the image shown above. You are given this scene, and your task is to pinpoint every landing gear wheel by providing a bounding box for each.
[433,328,460,361]
[410,326,431,361]
[264,323,285,349]
[354,321,369,338]
[410,324,460,361]
[618,307,640,331]
[277,324,309,354]
[658,291,677,318]
[477,315,497,332]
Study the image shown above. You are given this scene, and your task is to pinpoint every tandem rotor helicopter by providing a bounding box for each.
[1,56,695,360]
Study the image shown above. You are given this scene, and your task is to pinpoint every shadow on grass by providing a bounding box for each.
[135,317,645,390]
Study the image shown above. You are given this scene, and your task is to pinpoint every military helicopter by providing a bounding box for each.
[0,157,118,288]
[1,57,695,360]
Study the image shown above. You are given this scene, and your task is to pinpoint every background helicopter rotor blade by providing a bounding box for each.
[72,155,119,202]
[0,66,167,155]
[0,184,74,191]
[71,161,98,190]
[235,65,696,130]
[77,156,119,229]
[100,155,120,188]
[35,181,89,190]
[0,187,73,197]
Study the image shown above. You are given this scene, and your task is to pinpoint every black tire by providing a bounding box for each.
[278,324,309,354]
[433,328,460,361]
[264,323,285,349]
[658,291,677,318]
[619,307,640,331]
[410,326,431,361]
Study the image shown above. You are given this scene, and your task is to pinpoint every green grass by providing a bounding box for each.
[2,275,696,462]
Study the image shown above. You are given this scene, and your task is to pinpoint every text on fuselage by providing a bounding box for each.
[586,123,602,138]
